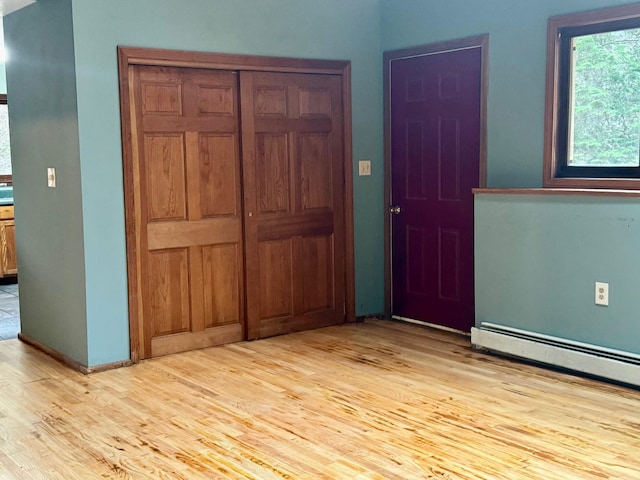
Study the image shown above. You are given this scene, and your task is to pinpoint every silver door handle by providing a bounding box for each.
[389,205,401,215]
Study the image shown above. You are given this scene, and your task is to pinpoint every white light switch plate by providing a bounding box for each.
[359,160,371,176]
[47,168,56,188]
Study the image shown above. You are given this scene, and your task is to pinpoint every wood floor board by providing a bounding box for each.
[1,319,640,478]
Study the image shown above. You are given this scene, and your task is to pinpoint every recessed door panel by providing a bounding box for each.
[202,244,241,328]
[301,235,335,313]
[199,134,238,217]
[142,83,183,115]
[196,85,235,116]
[255,87,288,116]
[256,133,290,214]
[406,226,427,296]
[438,117,461,202]
[438,228,461,301]
[148,249,190,336]
[299,88,332,117]
[406,121,427,200]
[259,239,294,320]
[300,134,332,210]
[145,134,187,222]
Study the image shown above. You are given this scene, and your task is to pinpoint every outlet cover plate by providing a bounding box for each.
[595,282,609,306]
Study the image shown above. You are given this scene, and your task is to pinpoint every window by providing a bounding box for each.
[0,94,10,185]
[544,4,640,189]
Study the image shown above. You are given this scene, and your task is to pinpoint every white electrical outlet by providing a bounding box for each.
[358,160,371,176]
[595,282,609,306]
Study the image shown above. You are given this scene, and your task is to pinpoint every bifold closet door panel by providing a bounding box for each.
[240,71,346,340]
[131,65,244,358]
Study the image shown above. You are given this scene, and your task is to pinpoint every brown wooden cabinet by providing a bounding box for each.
[0,205,17,277]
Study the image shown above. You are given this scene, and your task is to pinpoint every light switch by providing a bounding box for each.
[359,160,371,176]
[47,168,56,188]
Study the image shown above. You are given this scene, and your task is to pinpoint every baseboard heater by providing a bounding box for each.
[471,322,640,388]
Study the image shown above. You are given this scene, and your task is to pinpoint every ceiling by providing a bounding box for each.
[0,0,34,16]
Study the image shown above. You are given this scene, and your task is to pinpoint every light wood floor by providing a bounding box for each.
[1,319,639,479]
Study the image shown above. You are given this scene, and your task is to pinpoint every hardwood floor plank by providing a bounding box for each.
[1,319,640,478]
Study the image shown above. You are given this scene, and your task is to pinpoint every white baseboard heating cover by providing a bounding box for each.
[471,322,640,388]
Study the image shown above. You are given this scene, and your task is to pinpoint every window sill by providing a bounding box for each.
[543,175,640,191]
[473,188,640,198]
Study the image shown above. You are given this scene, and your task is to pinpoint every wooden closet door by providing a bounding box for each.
[131,66,244,358]
[240,71,346,339]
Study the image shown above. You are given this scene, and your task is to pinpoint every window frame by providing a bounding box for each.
[544,4,640,189]
[0,94,9,185]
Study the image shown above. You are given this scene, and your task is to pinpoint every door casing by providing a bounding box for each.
[383,35,489,321]
[118,47,355,362]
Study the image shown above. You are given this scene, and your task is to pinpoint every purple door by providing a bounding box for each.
[390,47,481,332]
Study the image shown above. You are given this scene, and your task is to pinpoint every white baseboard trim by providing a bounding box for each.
[471,325,640,388]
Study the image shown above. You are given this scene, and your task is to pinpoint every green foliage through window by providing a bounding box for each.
[570,28,640,167]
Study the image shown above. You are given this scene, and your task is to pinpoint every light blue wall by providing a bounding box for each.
[475,194,640,354]
[381,0,640,188]
[4,0,88,365]
[68,0,384,366]
[382,0,640,354]
[12,0,635,367]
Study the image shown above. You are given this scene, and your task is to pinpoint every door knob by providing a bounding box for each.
[389,205,401,215]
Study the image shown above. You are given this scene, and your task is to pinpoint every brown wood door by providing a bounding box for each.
[390,47,482,332]
[240,71,346,339]
[130,65,244,358]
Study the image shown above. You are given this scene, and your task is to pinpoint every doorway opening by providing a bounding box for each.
[0,91,19,341]
[384,35,489,333]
